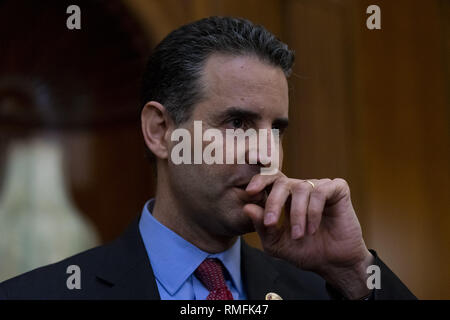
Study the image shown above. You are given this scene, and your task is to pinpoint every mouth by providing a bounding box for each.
[232,184,267,206]
[234,182,250,190]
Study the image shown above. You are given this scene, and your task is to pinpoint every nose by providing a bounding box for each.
[245,127,281,171]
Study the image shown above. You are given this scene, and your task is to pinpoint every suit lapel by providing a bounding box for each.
[241,241,331,300]
[95,217,161,299]
[241,241,281,300]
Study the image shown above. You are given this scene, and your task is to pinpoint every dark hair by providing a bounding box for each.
[141,16,294,123]
[140,16,294,160]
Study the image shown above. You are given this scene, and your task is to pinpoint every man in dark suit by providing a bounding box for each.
[0,16,416,300]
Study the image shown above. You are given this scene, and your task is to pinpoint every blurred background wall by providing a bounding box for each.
[0,0,448,299]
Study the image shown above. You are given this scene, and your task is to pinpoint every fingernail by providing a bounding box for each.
[308,224,315,235]
[264,212,276,226]
[291,225,303,239]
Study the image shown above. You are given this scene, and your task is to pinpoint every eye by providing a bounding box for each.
[230,118,244,129]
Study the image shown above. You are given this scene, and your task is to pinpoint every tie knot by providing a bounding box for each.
[194,258,234,300]
[195,258,228,291]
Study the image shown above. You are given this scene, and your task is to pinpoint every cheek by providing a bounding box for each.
[174,163,228,188]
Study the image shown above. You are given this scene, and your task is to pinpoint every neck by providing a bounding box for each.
[152,167,237,253]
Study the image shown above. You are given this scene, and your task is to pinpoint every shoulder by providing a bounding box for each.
[0,243,110,299]
[0,216,159,300]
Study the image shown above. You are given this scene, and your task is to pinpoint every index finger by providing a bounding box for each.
[245,171,285,195]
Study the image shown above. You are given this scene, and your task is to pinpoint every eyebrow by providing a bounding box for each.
[215,106,262,122]
[213,106,289,130]
[273,117,289,132]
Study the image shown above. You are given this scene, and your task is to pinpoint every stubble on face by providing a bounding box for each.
[159,53,289,251]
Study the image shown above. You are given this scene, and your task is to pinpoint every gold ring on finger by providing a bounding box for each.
[305,180,315,189]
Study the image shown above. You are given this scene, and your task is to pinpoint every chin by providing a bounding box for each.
[224,207,256,236]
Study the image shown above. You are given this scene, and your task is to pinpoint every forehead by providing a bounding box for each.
[195,53,289,119]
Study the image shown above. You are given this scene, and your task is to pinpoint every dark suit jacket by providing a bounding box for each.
[0,217,416,300]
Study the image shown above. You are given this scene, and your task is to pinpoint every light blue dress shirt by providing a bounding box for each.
[138,199,247,300]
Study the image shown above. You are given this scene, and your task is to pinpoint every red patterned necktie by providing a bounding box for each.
[194,258,234,300]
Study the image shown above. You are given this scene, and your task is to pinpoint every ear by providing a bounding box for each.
[141,101,172,160]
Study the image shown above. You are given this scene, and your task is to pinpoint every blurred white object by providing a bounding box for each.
[0,137,99,282]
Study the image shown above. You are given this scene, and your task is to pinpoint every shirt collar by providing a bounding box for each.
[139,199,243,296]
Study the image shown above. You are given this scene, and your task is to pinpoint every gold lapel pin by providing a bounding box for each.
[265,292,283,300]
